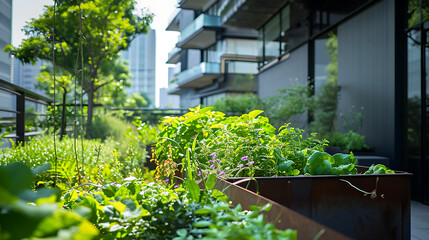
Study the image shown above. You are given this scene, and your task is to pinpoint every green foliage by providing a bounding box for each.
[211,84,314,128]
[364,164,395,174]
[329,131,369,152]
[303,151,357,175]
[212,93,264,114]
[124,92,151,107]
[90,112,131,141]
[156,107,326,179]
[0,162,98,240]
[63,179,295,240]
[5,0,152,135]
[184,203,297,240]
[264,83,314,128]
[0,134,147,188]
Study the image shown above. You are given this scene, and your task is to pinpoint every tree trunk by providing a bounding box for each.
[86,81,94,138]
[60,90,67,141]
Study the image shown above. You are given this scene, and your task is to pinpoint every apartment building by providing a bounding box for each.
[166,1,259,108]
[0,0,12,82]
[200,0,427,203]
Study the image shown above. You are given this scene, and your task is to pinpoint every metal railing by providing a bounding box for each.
[0,79,52,145]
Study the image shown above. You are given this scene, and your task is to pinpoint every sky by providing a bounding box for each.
[12,0,179,107]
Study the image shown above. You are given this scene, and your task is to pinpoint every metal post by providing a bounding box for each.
[16,91,25,145]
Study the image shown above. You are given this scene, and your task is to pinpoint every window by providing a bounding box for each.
[258,3,309,68]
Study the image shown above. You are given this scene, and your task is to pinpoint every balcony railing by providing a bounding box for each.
[177,62,220,88]
[167,82,180,95]
[178,0,213,10]
[177,14,221,49]
[166,9,181,31]
[166,47,181,64]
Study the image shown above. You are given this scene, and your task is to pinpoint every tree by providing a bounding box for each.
[5,0,152,137]
[36,66,73,139]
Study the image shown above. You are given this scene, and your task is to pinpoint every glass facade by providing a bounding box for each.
[406,0,429,203]
[258,0,372,68]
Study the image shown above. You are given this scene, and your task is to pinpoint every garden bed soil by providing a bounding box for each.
[226,166,411,240]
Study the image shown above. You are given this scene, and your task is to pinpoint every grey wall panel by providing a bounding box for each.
[257,44,308,128]
[258,43,308,99]
[180,88,200,108]
[337,0,395,163]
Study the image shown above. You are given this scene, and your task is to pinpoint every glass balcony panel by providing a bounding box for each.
[177,14,221,49]
[227,61,258,74]
[167,47,181,64]
[167,82,180,95]
[224,39,258,56]
[177,62,220,88]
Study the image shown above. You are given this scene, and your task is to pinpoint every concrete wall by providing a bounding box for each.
[337,0,395,164]
[257,43,308,99]
[180,88,200,108]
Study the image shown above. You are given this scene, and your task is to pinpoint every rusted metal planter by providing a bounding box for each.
[213,178,351,240]
[226,167,411,240]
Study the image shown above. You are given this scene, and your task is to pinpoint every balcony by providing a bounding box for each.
[166,47,181,64]
[219,0,288,29]
[177,14,222,49]
[178,0,214,10]
[177,62,220,88]
[167,82,180,95]
[166,9,181,31]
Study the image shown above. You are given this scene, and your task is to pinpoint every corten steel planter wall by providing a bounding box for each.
[227,167,411,240]
[214,178,351,240]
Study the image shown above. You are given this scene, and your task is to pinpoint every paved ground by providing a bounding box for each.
[411,200,429,240]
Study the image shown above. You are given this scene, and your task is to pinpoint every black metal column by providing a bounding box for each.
[16,91,25,145]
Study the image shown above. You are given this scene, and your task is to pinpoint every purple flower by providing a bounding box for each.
[197,171,202,177]
[246,161,254,166]
[210,164,215,169]
[241,156,248,161]
[174,185,179,189]
[237,164,243,168]
[216,159,220,162]
[164,179,170,183]
[209,159,214,163]
[219,171,226,176]
[210,152,217,158]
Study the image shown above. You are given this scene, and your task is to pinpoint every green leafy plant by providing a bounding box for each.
[329,131,369,152]
[303,151,358,175]
[0,162,98,240]
[364,164,395,174]
[156,107,326,179]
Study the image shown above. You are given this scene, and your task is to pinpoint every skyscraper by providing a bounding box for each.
[121,29,156,106]
[0,0,12,82]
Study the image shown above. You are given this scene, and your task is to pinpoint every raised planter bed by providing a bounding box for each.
[213,178,351,240]
[226,166,411,240]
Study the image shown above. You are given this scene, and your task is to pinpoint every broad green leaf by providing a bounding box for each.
[186,179,200,202]
[248,110,264,119]
[205,174,216,190]
[211,189,228,202]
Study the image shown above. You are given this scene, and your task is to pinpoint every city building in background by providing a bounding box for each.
[12,58,47,96]
[165,3,259,108]
[0,0,12,82]
[121,29,156,106]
